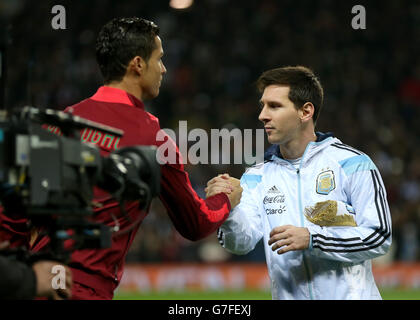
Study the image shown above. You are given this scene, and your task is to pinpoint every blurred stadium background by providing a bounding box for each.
[1,0,419,299]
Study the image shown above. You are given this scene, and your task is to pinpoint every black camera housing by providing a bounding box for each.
[0,107,160,261]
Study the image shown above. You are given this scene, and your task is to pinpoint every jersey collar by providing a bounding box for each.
[264,132,335,161]
[90,86,145,110]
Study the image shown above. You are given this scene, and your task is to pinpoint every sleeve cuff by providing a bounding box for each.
[211,192,231,212]
[306,225,322,251]
[308,233,313,250]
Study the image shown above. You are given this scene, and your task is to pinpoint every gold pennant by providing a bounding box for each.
[305,200,357,227]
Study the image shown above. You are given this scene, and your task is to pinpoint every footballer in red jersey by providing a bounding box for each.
[0,17,242,300]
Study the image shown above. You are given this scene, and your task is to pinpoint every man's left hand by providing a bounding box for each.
[268,225,310,254]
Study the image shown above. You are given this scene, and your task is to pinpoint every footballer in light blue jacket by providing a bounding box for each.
[215,66,392,300]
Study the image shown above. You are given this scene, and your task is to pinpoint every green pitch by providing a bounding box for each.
[379,288,420,300]
[114,289,271,300]
[114,288,420,300]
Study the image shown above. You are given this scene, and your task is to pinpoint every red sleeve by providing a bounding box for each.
[0,207,30,248]
[156,131,231,241]
[159,165,231,241]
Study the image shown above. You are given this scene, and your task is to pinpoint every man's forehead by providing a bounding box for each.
[260,85,290,102]
[154,36,163,53]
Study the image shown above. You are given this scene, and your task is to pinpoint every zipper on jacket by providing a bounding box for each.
[296,167,314,300]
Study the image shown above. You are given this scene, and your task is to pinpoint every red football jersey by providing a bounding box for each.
[29,86,231,299]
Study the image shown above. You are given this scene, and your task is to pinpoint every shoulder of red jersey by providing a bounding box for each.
[64,98,92,113]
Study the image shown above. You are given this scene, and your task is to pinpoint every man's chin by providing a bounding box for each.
[152,88,160,98]
[267,136,281,145]
[143,90,159,101]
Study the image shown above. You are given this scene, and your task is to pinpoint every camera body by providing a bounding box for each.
[0,107,160,261]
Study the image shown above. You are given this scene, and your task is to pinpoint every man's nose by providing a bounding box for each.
[258,106,270,123]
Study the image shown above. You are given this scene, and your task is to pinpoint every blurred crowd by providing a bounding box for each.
[1,0,419,263]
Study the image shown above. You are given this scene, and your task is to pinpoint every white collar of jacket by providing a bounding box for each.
[264,132,337,168]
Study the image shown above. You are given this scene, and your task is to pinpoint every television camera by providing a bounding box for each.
[0,106,160,262]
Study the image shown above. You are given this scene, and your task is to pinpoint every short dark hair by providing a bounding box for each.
[256,66,324,125]
[95,17,160,83]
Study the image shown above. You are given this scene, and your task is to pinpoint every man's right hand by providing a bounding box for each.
[32,261,73,300]
[205,174,243,209]
[1,241,73,300]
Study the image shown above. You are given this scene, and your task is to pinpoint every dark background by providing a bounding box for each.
[0,0,419,263]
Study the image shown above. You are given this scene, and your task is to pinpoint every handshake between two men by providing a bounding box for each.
[205,174,243,209]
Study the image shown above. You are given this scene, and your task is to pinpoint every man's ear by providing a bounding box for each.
[129,56,146,75]
[300,102,315,123]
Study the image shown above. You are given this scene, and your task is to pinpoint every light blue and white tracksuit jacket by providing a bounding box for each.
[218,132,392,300]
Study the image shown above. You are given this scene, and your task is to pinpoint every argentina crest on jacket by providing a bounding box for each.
[316,169,336,195]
